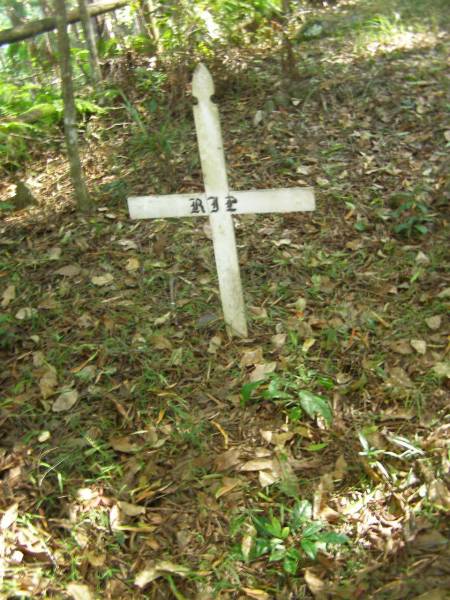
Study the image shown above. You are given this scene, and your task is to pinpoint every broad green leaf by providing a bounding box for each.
[269,540,286,562]
[301,538,318,560]
[302,522,323,538]
[317,531,349,546]
[252,537,270,559]
[298,390,333,425]
[305,442,328,452]
[263,378,291,400]
[290,500,312,529]
[240,380,263,406]
[283,548,301,574]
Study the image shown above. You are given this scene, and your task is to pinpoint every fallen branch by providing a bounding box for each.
[0,0,130,47]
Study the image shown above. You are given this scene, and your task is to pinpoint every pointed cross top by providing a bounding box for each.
[192,63,215,102]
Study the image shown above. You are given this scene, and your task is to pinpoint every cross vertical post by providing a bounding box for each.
[192,64,247,338]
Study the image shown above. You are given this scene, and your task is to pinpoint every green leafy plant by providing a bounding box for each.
[244,500,348,575]
[0,314,17,349]
[391,196,434,237]
[240,374,333,425]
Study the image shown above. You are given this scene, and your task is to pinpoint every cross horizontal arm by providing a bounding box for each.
[128,187,315,220]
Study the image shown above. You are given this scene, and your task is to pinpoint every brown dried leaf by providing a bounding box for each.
[55,264,81,277]
[39,365,58,399]
[304,568,327,598]
[215,448,241,471]
[390,340,413,355]
[215,477,241,499]
[242,588,270,600]
[1,284,15,308]
[427,479,450,509]
[66,583,94,600]
[240,348,264,367]
[125,257,140,272]
[410,339,427,355]
[240,458,274,472]
[249,362,276,382]
[47,246,62,260]
[134,561,189,588]
[0,502,18,530]
[149,335,172,350]
[333,455,348,480]
[110,436,140,453]
[117,501,146,516]
[425,315,442,330]
[271,333,286,350]
[208,335,222,354]
[86,552,106,567]
[386,366,414,388]
[52,389,79,412]
[15,307,37,320]
[91,273,114,286]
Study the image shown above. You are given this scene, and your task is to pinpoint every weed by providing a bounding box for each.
[238,500,348,575]
[241,372,333,425]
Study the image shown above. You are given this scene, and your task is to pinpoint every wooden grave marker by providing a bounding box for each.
[128,63,315,337]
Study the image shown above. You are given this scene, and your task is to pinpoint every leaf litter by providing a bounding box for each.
[0,2,449,598]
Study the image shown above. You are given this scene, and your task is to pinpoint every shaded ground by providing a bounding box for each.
[1,1,449,598]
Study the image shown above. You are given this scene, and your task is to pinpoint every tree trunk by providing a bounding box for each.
[0,0,130,47]
[38,0,59,61]
[281,0,297,83]
[54,0,93,213]
[78,0,102,82]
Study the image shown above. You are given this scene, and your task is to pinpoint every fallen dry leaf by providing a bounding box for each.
[215,448,241,471]
[117,501,146,516]
[240,458,275,472]
[240,348,264,367]
[271,333,286,350]
[386,366,414,388]
[425,315,442,330]
[1,284,15,308]
[39,365,58,399]
[15,307,37,320]
[55,264,81,277]
[208,335,222,354]
[52,389,79,412]
[390,340,413,355]
[66,583,94,600]
[410,339,427,354]
[427,479,450,509]
[433,362,450,379]
[149,335,172,350]
[242,588,270,600]
[91,273,114,286]
[0,502,18,530]
[154,311,171,325]
[249,305,268,319]
[333,455,348,480]
[117,239,138,250]
[302,337,316,352]
[215,477,241,499]
[32,351,45,367]
[134,560,189,588]
[86,552,106,567]
[110,436,140,453]
[249,362,276,382]
[125,257,140,272]
[304,568,326,598]
[48,246,62,260]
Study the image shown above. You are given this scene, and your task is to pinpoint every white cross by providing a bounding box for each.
[128,63,315,338]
